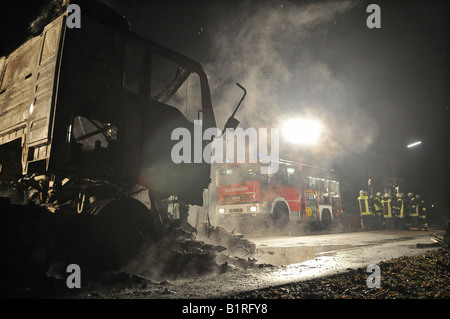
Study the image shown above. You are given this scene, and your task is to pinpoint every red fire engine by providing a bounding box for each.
[216,160,342,229]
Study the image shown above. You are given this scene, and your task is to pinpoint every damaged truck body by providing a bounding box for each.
[0,5,223,268]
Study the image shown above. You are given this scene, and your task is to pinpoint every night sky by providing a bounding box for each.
[1,0,449,220]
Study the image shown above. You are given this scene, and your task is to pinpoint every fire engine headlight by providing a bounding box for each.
[250,206,257,212]
[218,208,225,214]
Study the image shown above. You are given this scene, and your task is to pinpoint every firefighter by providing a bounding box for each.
[381,193,394,230]
[408,193,419,228]
[358,190,372,230]
[393,193,405,230]
[368,194,374,212]
[404,192,412,229]
[372,192,384,229]
[418,195,428,229]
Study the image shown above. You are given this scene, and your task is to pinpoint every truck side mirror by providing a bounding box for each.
[223,116,240,131]
[221,83,246,134]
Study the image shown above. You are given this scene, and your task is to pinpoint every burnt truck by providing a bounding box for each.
[0,3,241,269]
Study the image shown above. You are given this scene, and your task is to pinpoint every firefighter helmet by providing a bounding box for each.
[384,193,390,198]
[360,190,365,196]
[376,192,382,197]
[408,192,413,197]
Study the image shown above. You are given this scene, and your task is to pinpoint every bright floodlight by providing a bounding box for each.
[282,118,322,145]
[407,141,422,148]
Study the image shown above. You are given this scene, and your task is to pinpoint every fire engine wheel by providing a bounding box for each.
[321,210,332,229]
[85,197,160,269]
[272,203,289,231]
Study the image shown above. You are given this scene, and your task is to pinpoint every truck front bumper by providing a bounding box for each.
[217,202,266,216]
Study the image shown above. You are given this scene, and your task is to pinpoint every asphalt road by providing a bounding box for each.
[108,228,443,299]
[248,229,442,267]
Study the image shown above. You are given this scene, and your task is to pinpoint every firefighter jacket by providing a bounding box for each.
[373,196,383,214]
[419,200,427,219]
[358,195,371,216]
[394,198,405,218]
[404,197,410,215]
[409,197,419,217]
[381,197,393,218]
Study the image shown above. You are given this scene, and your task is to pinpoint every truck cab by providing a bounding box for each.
[0,6,216,207]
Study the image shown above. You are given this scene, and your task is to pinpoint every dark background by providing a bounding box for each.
[1,0,448,223]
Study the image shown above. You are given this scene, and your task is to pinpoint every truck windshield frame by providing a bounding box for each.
[69,116,118,168]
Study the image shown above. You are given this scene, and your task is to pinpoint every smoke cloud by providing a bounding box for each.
[205,0,377,167]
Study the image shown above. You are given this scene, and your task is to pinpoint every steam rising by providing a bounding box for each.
[189,0,381,229]
[205,0,378,167]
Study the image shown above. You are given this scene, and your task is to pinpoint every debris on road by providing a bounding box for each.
[123,221,267,281]
[198,223,256,253]
[198,223,273,269]
[416,242,440,248]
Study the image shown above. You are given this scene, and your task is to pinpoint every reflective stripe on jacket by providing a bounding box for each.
[373,197,383,212]
[358,195,371,215]
[395,198,404,218]
[419,201,427,218]
[381,198,392,218]
[410,197,419,216]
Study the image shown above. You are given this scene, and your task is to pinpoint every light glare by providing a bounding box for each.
[282,118,322,145]
[407,141,422,148]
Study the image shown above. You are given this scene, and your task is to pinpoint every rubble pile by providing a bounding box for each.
[6,219,267,298]
[198,223,272,269]
[123,221,267,281]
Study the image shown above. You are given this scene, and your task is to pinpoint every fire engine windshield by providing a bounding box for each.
[307,176,340,204]
[217,164,268,185]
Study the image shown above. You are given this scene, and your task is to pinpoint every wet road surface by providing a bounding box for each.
[107,229,442,299]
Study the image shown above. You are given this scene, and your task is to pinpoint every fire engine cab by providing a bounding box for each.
[216,160,342,229]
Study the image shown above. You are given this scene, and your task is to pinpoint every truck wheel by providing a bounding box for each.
[85,197,160,269]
